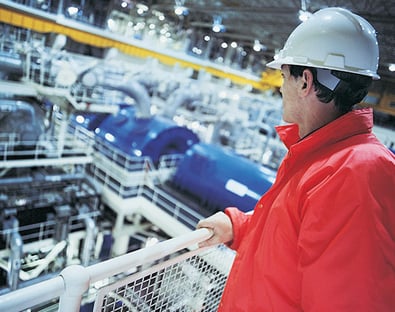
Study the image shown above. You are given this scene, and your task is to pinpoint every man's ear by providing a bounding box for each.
[300,69,313,94]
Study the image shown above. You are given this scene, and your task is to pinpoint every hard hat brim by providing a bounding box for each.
[265,57,380,80]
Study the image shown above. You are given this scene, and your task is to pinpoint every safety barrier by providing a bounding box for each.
[0,228,234,311]
[0,107,95,168]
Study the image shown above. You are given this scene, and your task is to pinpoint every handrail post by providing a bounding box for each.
[58,265,90,312]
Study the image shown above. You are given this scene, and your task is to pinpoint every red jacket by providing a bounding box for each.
[219,108,395,311]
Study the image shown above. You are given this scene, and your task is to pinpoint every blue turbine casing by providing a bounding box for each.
[171,143,277,212]
[70,112,109,131]
[92,107,199,164]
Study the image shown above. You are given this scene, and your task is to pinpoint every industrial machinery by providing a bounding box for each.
[0,21,283,303]
[169,142,277,214]
[72,105,200,167]
[0,2,394,311]
[0,98,45,153]
[0,166,101,291]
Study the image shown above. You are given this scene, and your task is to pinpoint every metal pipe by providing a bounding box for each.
[163,86,202,117]
[0,171,86,185]
[21,240,67,280]
[82,69,151,118]
[106,79,152,118]
[0,176,33,185]
[8,219,22,291]
[54,205,71,243]
[81,216,96,266]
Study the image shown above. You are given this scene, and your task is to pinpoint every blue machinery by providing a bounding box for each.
[171,143,276,213]
[72,108,276,213]
[73,106,199,166]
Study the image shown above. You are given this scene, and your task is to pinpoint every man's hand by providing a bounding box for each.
[197,212,234,248]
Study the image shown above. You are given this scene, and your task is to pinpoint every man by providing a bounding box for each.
[197,7,395,311]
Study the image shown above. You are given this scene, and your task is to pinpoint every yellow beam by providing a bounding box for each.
[261,69,282,89]
[0,6,279,91]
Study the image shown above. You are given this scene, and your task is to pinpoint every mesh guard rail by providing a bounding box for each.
[0,228,234,312]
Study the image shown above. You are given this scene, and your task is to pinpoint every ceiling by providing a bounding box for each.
[148,0,395,85]
[5,0,394,86]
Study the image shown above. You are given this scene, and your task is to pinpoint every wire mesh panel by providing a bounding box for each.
[93,245,234,312]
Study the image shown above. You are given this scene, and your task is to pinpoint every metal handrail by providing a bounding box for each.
[0,228,213,312]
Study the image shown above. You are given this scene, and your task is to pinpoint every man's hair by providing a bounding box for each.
[289,65,373,114]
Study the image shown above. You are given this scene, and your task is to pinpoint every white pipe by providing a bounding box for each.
[58,265,90,312]
[87,228,213,282]
[81,217,96,266]
[64,228,212,311]
[0,276,65,312]
[8,230,22,291]
[163,87,202,117]
[21,241,67,280]
[0,155,93,169]
[81,70,151,118]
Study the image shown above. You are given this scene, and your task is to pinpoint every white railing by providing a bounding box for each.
[88,144,204,229]
[92,239,233,312]
[0,114,95,168]
[0,228,233,312]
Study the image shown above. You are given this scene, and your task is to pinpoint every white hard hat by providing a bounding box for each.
[266,7,380,79]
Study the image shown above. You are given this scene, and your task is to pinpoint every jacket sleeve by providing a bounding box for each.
[298,158,395,311]
[224,207,252,250]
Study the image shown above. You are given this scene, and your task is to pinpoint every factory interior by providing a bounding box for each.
[0,0,394,311]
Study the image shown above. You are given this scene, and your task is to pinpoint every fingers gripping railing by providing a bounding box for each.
[0,228,214,312]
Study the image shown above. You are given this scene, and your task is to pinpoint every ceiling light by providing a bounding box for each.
[174,6,189,16]
[67,6,79,16]
[389,64,395,72]
[107,18,117,31]
[192,47,202,55]
[212,25,222,33]
[136,3,148,15]
[212,15,226,33]
[174,0,188,16]
[253,39,267,52]
[253,40,261,52]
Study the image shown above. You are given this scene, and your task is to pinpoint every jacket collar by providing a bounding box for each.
[275,108,374,151]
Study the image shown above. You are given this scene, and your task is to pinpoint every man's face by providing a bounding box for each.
[279,65,301,124]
